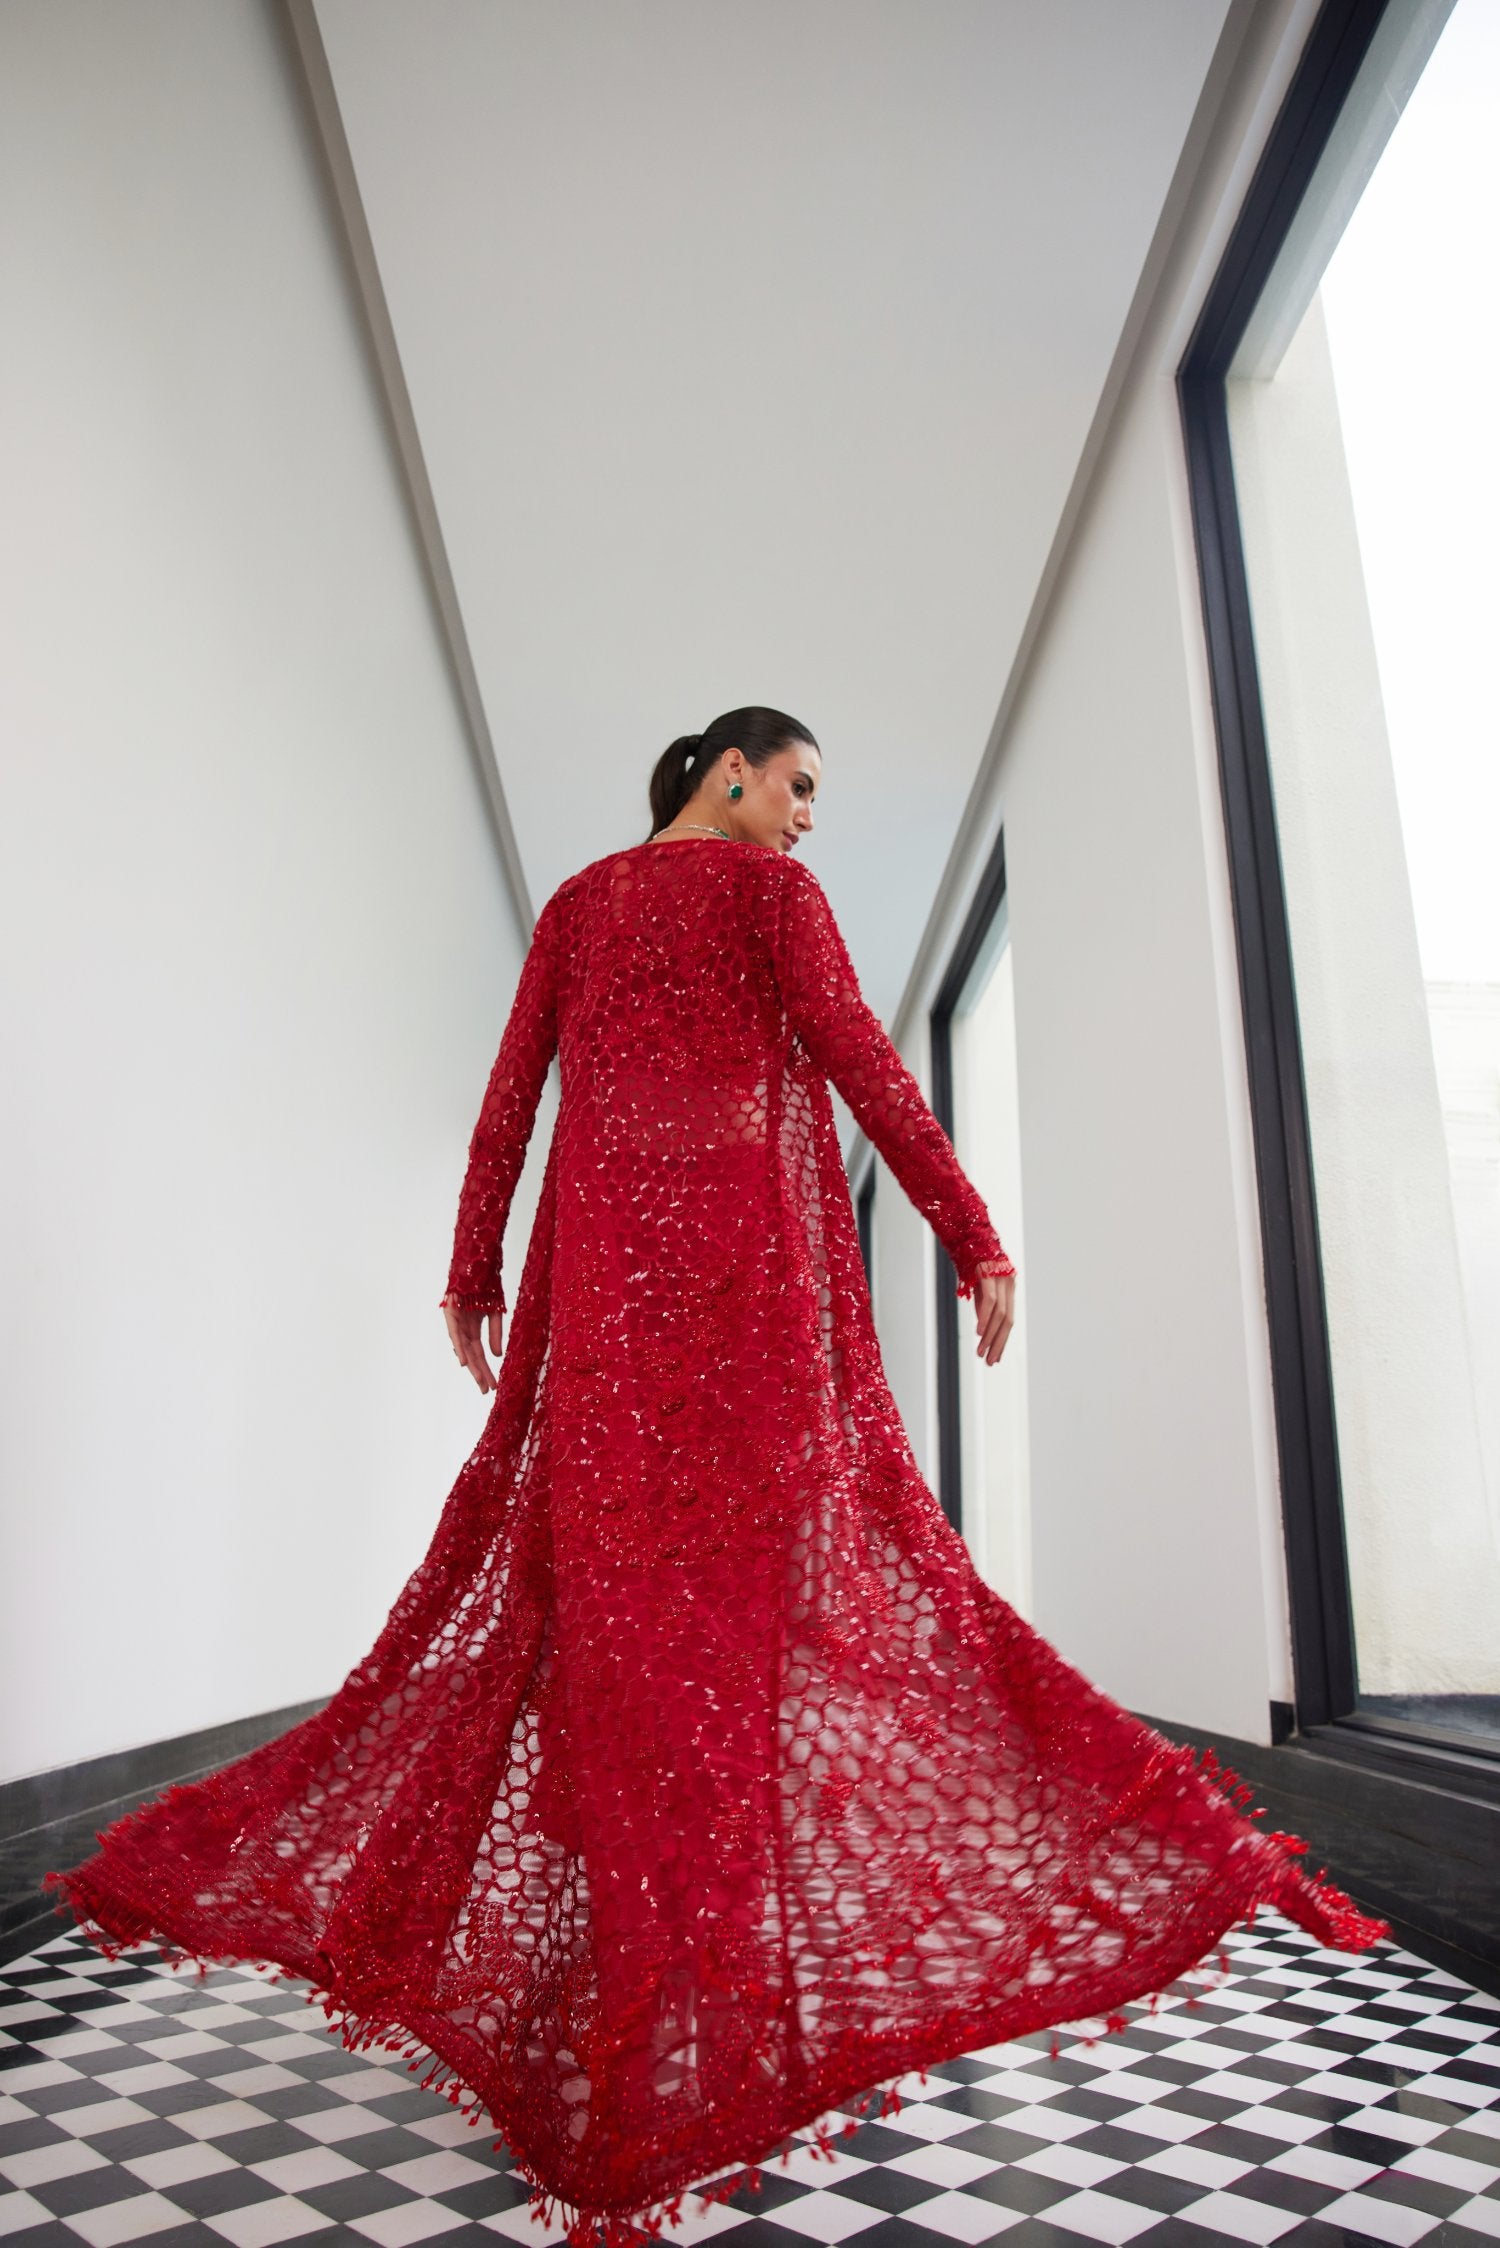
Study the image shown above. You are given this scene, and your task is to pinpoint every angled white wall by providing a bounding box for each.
[895,0,1324,1745]
[0,0,528,1782]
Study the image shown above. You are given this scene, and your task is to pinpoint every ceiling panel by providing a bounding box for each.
[314,0,1228,1016]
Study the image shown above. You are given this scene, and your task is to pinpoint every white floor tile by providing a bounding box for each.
[0,2140,109,2190]
[63,2192,194,2247]
[375,2150,502,2197]
[240,2033,337,2062]
[247,2147,366,2193]
[1107,2103,1212,2144]
[0,2061,82,2096]
[1402,2071,1500,2107]
[95,2061,195,2096]
[885,2144,997,2189]
[987,2102,1096,2145]
[1394,2143,1500,2193]
[1263,2142,1382,2190]
[1208,2106,1327,2146]
[873,2101,980,2143]
[405,2110,492,2149]
[1014,2144,1126,2189]
[761,2143,870,2189]
[1170,2188,1303,2243]
[1187,2069,1289,2106]
[1311,2191,1443,2245]
[206,2063,308,2097]
[0,2192,52,2239]
[287,2102,396,2144]
[478,2208,584,2245]
[1079,2070,1184,2105]
[904,2188,1024,2241]
[29,2029,124,2059]
[1033,2187,1164,2243]
[166,2098,274,2140]
[52,2097,160,2139]
[747,2185,889,2238]
[203,2195,335,2247]
[643,2201,748,2244]
[137,2031,233,2061]
[346,2202,472,2247]
[1138,2143,1253,2189]
[123,2144,238,2190]
[325,2068,419,2102]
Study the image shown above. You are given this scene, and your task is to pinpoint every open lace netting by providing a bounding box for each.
[46,840,1390,2246]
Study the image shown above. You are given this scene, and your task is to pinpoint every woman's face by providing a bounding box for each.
[724,741,820,854]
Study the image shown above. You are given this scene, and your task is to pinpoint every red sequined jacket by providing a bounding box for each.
[443,839,1014,1319]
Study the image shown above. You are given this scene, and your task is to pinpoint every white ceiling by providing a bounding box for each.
[315,0,1229,1019]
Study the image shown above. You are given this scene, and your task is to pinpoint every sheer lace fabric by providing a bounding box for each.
[48,839,1388,2247]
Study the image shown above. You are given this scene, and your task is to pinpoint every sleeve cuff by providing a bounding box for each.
[440,1288,507,1316]
[955,1254,1016,1299]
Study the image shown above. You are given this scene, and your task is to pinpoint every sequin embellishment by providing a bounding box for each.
[46,840,1388,2247]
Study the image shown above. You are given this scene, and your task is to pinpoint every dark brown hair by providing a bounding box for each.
[644,706,819,844]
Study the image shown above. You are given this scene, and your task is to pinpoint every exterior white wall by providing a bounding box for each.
[0,0,531,1783]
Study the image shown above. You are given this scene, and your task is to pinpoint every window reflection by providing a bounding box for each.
[1225,0,1500,1744]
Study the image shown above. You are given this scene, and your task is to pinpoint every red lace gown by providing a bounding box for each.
[47,837,1389,2246]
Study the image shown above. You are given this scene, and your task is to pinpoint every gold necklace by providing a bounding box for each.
[649,822,732,841]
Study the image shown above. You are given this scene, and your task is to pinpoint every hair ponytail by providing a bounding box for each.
[643,708,818,844]
[645,735,704,838]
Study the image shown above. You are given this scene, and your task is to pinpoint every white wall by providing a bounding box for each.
[0,0,532,1783]
[995,376,1287,1741]
[872,0,1329,1745]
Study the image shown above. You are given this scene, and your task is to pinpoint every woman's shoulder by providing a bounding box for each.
[548,840,825,911]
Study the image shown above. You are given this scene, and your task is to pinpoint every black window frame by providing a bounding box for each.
[855,1161,875,1294]
[1178,0,1500,1802]
[930,831,1011,1534]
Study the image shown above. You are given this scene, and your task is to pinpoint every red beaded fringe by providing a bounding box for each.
[41,1741,1391,2248]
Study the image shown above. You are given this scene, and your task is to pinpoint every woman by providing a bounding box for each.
[47,706,1389,2248]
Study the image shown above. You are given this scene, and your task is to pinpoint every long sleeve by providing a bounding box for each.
[442,891,563,1316]
[770,859,1016,1296]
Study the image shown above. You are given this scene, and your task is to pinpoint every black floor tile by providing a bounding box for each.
[829,2165,947,2214]
[159,2166,282,2218]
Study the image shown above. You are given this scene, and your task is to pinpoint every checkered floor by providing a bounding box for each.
[2,1913,1498,2248]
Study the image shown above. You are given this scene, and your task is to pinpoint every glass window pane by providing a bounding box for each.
[950,895,1031,1613]
[1225,0,1500,1745]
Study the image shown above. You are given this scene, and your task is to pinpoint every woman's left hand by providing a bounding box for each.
[442,1298,503,1394]
[971,1271,1015,1366]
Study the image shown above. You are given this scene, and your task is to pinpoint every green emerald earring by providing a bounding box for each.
[728,782,743,801]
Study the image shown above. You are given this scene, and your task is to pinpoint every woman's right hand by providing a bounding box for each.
[973,1272,1015,1366]
[442,1298,503,1395]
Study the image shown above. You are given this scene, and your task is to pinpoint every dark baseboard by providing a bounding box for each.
[1140,1710,1500,2000]
[1,1699,328,1968]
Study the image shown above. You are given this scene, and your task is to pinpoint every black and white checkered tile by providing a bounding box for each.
[2,1911,1498,2247]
